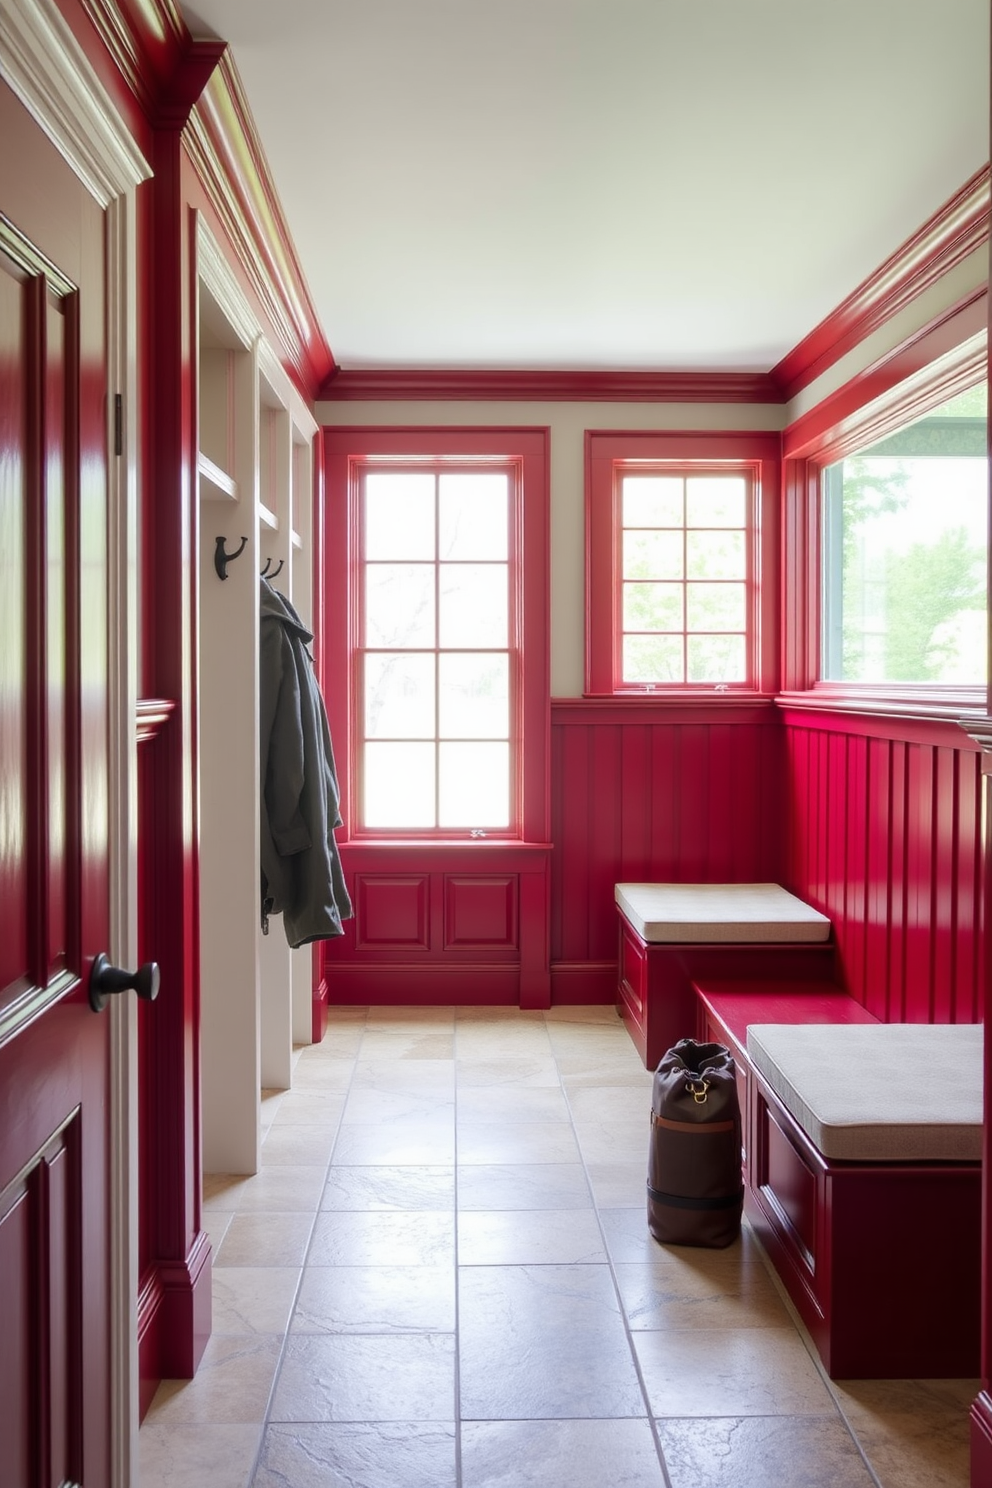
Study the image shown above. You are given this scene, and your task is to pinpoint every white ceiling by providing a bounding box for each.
[181,0,989,374]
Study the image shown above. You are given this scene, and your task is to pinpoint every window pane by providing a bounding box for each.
[439,564,507,646]
[686,476,746,527]
[687,530,745,580]
[364,653,435,738]
[687,634,747,682]
[439,654,509,738]
[438,742,509,827]
[623,529,683,580]
[622,476,683,527]
[822,389,988,685]
[623,633,684,683]
[365,472,435,560]
[439,473,508,560]
[623,581,683,632]
[365,564,435,647]
[364,742,435,827]
[686,582,746,632]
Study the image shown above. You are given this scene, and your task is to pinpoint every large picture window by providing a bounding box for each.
[821,385,987,687]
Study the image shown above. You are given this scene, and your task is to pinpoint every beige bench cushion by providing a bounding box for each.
[615,882,831,944]
[747,1022,983,1162]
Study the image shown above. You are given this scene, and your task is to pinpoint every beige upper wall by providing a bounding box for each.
[317,240,988,699]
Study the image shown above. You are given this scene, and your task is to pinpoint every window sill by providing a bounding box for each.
[775,687,987,725]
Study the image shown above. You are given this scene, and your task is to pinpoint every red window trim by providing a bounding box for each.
[780,309,987,699]
[584,430,782,697]
[322,426,550,846]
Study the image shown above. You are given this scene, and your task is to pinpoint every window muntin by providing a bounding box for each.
[358,467,514,831]
[820,385,987,687]
[618,468,752,686]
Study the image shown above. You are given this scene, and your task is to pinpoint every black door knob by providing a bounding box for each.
[89,953,161,1013]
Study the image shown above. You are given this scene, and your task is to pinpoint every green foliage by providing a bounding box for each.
[881,527,986,681]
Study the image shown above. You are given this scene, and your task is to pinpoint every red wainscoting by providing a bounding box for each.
[781,708,985,1024]
[549,700,788,1003]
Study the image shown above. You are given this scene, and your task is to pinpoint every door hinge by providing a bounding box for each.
[113,392,123,457]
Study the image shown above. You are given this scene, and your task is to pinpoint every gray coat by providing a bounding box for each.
[259,578,352,947]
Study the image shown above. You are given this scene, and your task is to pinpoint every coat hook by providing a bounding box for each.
[215,534,248,581]
[260,557,272,577]
[269,558,284,579]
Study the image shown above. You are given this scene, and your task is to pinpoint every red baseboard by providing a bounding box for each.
[312,972,329,1043]
[973,1393,992,1487]
[550,961,617,1005]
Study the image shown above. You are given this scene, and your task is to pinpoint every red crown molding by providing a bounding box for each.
[771,166,990,402]
[79,0,195,120]
[184,50,336,395]
[317,367,781,404]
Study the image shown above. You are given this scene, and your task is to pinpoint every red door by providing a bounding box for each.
[0,82,117,1485]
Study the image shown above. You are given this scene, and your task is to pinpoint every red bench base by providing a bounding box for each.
[615,911,837,1070]
[693,978,980,1379]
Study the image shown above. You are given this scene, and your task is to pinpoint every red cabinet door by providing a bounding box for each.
[0,81,116,1486]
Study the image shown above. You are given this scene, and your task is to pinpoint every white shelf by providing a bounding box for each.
[258,501,278,531]
[291,529,303,550]
[197,451,237,502]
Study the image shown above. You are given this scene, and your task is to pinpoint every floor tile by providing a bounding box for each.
[212,1266,301,1335]
[215,1211,315,1267]
[599,1207,760,1264]
[341,1087,456,1124]
[614,1259,792,1330]
[271,1091,347,1125]
[567,1084,653,1125]
[321,1164,456,1211]
[458,1208,608,1265]
[290,1060,356,1092]
[634,1328,836,1417]
[456,1085,572,1123]
[456,1121,581,1165]
[358,1029,455,1059]
[291,1264,456,1333]
[456,1162,593,1211]
[259,1125,337,1167]
[657,1415,878,1488]
[269,1333,456,1422]
[139,1423,262,1488]
[456,1055,561,1088]
[350,1057,456,1093]
[556,1053,655,1089]
[830,1377,976,1488]
[460,1418,667,1487]
[573,1119,648,1164]
[458,1264,646,1419]
[330,1118,456,1166]
[307,1208,455,1267]
[202,1210,235,1253]
[145,1335,283,1424]
[222,1165,327,1213]
[585,1161,650,1209]
[253,1422,457,1488]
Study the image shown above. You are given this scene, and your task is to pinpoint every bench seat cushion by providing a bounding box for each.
[615,882,831,944]
[747,1022,983,1162]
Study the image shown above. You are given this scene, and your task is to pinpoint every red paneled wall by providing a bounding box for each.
[782,712,985,1024]
[549,701,788,1001]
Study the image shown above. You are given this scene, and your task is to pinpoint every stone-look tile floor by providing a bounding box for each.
[139,1006,977,1488]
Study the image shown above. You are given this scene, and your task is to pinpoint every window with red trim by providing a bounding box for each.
[585,431,781,695]
[323,428,550,842]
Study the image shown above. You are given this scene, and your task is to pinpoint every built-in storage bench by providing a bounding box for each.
[614,883,835,1069]
[743,1022,982,1378]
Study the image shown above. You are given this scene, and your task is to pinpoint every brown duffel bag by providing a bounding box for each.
[647,1038,743,1248]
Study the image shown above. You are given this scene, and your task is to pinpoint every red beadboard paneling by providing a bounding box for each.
[550,705,787,970]
[784,721,983,1024]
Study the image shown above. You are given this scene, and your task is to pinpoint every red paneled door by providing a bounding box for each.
[0,85,116,1484]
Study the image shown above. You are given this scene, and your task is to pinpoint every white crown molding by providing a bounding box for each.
[196,211,261,351]
[0,0,150,205]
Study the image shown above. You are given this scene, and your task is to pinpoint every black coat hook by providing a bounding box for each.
[215,534,248,580]
[260,557,272,577]
[269,558,284,578]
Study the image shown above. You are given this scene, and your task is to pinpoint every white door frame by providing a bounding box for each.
[1,2,151,1483]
